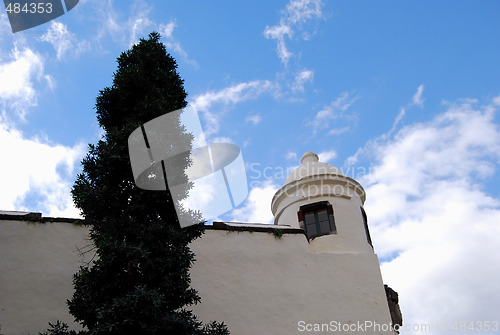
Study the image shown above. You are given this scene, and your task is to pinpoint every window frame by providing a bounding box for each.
[297,201,336,240]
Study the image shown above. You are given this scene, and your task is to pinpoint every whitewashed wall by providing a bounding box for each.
[0,219,90,335]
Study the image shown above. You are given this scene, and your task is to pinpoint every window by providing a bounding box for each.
[297,201,336,240]
[360,206,373,247]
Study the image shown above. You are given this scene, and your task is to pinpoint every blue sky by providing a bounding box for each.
[1,0,500,333]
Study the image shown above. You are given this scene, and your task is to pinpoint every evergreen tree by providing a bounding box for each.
[52,32,228,335]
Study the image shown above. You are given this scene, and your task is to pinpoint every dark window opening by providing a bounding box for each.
[360,206,373,247]
[297,201,336,240]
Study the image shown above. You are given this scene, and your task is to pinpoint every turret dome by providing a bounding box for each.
[284,151,344,185]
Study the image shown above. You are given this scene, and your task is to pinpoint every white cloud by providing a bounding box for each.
[291,69,314,92]
[94,0,193,64]
[328,126,350,136]
[245,114,262,125]
[0,12,11,35]
[101,2,196,65]
[389,84,425,136]
[228,180,279,224]
[40,22,90,60]
[317,150,337,163]
[192,81,277,110]
[264,0,324,65]
[160,21,176,38]
[388,107,406,136]
[159,21,197,66]
[493,95,500,107]
[0,45,47,120]
[70,1,196,69]
[181,176,217,220]
[129,16,155,47]
[0,47,41,100]
[100,0,121,41]
[211,136,234,144]
[264,20,293,66]
[309,91,359,135]
[412,84,425,107]
[57,0,120,51]
[286,0,323,24]
[285,151,298,160]
[358,95,500,331]
[0,123,85,217]
[0,24,83,218]
[191,80,279,136]
[120,0,156,47]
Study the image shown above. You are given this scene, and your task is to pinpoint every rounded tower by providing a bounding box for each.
[271,151,373,253]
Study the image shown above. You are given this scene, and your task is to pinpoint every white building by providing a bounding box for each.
[0,152,401,335]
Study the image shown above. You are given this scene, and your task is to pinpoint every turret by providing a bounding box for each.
[271,151,373,253]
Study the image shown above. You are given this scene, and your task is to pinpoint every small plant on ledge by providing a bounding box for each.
[272,228,283,239]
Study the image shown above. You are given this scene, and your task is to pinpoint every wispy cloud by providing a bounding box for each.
[160,21,197,67]
[129,17,155,47]
[40,22,90,60]
[285,151,298,160]
[264,0,324,66]
[245,114,262,125]
[89,0,154,47]
[191,80,279,136]
[192,81,278,112]
[389,84,425,135]
[286,0,323,24]
[93,0,193,63]
[264,20,293,66]
[328,126,350,136]
[291,69,314,92]
[160,21,176,38]
[358,94,500,328]
[412,84,425,107]
[308,91,359,135]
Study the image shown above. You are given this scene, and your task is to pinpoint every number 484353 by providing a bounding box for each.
[451,321,499,332]
[5,2,53,14]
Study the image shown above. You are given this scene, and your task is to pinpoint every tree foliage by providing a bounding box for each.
[40,32,228,335]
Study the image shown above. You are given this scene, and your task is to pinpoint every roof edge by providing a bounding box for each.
[0,211,85,225]
[207,221,305,235]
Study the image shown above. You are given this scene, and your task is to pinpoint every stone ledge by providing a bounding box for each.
[207,221,305,235]
[0,210,85,225]
[0,212,306,233]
